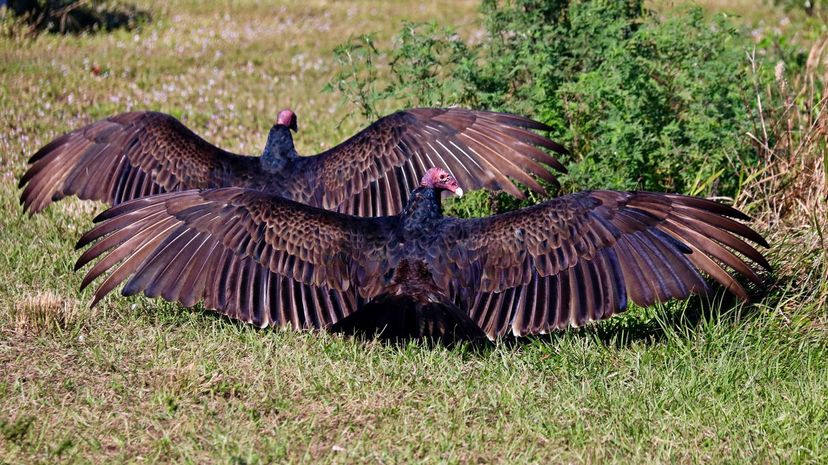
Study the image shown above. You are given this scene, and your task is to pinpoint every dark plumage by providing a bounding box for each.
[75,167,770,341]
[19,108,567,217]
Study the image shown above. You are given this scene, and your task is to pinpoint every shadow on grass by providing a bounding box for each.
[320,291,771,354]
[6,0,150,35]
[509,275,777,352]
[117,272,778,356]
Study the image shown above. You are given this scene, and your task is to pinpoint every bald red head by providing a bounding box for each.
[276,109,298,132]
[420,167,463,197]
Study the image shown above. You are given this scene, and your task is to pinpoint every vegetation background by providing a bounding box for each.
[0,0,826,463]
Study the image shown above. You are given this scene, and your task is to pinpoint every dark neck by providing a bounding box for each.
[402,187,443,230]
[261,125,298,172]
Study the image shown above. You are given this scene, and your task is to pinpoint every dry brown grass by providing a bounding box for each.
[736,36,828,316]
[8,291,82,336]
[745,37,828,221]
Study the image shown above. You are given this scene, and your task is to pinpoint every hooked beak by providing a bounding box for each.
[446,185,463,197]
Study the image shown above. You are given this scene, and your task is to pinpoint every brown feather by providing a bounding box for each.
[74,186,769,341]
[310,108,567,215]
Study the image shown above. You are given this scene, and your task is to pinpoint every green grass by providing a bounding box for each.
[1,1,827,463]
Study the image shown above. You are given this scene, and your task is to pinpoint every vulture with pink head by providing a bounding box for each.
[19,108,566,217]
[75,167,770,341]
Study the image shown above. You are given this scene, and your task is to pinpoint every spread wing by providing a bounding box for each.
[304,108,568,216]
[74,187,770,339]
[19,112,255,214]
[74,188,393,329]
[432,191,771,338]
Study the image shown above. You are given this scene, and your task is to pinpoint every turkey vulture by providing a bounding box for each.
[75,167,770,341]
[19,108,567,217]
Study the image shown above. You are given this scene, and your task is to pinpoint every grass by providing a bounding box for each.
[1,0,827,463]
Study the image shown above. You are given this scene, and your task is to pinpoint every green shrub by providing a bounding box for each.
[329,1,773,214]
[556,6,756,194]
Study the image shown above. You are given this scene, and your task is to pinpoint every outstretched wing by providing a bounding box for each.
[19,112,255,214]
[74,188,393,329]
[432,191,770,338]
[304,108,568,216]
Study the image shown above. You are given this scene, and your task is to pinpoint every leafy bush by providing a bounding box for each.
[329,1,773,213]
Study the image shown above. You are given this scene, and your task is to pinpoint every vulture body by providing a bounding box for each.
[19,108,567,217]
[75,168,770,341]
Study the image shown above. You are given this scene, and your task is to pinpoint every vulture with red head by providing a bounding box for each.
[19,108,566,217]
[75,167,770,341]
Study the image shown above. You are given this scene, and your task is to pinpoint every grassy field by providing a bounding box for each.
[1,1,827,463]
